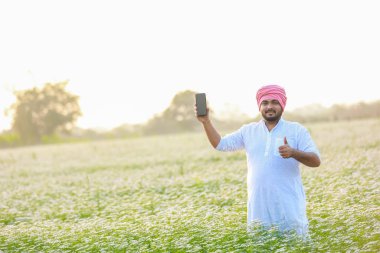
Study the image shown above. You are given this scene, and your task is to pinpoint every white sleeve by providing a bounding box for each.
[216,126,245,152]
[297,126,320,158]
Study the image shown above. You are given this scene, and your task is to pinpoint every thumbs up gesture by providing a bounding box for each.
[279,136,294,158]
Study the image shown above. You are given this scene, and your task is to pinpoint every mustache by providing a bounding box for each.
[265,110,276,113]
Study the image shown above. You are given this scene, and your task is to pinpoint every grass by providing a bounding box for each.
[0,118,379,252]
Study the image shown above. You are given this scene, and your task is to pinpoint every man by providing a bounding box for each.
[195,84,321,236]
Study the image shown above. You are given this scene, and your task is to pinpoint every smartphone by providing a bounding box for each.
[195,93,207,116]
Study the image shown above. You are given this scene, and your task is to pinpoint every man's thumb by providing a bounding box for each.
[284,137,288,145]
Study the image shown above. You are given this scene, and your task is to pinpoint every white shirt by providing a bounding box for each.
[216,118,320,235]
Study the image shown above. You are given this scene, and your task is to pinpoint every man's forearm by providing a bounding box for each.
[291,150,321,167]
[202,120,221,148]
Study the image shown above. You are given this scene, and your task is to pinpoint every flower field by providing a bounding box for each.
[0,118,379,252]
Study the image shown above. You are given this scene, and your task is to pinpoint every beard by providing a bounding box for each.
[261,109,282,122]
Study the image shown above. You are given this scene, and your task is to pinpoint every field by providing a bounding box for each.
[0,118,379,252]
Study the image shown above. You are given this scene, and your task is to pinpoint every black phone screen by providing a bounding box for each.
[195,93,207,116]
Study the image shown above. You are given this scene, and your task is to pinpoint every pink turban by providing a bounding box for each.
[256,84,287,111]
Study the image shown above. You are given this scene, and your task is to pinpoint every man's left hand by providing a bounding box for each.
[279,137,294,159]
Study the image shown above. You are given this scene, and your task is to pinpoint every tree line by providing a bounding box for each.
[1,82,379,148]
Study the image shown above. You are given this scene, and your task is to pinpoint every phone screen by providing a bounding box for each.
[195,93,207,116]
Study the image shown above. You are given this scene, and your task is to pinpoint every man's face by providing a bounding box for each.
[260,99,283,122]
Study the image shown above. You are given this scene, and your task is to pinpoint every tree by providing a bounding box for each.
[144,90,204,134]
[9,81,82,143]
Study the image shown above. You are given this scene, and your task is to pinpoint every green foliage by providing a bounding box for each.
[8,81,81,144]
[41,134,64,144]
[0,132,21,148]
[0,118,379,252]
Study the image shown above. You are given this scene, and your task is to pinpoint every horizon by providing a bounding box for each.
[1,85,377,132]
[1,1,379,131]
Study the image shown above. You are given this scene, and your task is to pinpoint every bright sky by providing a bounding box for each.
[1,0,379,131]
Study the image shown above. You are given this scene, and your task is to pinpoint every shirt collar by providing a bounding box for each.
[260,117,284,133]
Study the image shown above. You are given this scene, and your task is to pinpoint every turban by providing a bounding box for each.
[256,84,287,111]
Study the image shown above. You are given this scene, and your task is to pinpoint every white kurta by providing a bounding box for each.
[216,118,320,235]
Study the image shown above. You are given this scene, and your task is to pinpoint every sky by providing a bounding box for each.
[1,0,379,131]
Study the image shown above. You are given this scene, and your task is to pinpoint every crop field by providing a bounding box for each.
[0,118,379,252]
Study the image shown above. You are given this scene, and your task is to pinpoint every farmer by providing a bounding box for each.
[195,84,321,236]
